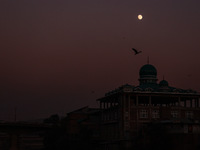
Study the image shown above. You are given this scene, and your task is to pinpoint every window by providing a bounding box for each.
[186,111,193,119]
[171,110,179,118]
[152,110,160,118]
[180,101,185,107]
[140,109,148,118]
[186,100,191,107]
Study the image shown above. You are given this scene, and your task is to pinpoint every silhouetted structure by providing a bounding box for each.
[65,106,101,150]
[0,122,50,150]
[3,63,200,150]
[43,107,101,150]
[97,63,200,150]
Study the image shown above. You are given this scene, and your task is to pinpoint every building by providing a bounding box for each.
[66,106,101,150]
[0,122,49,150]
[97,63,200,150]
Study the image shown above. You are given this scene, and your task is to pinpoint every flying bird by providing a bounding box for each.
[132,48,142,55]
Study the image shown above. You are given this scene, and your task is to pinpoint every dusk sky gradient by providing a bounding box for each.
[0,0,200,121]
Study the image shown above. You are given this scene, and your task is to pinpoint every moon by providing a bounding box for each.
[138,14,143,20]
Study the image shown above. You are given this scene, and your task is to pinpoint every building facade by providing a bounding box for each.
[97,63,200,150]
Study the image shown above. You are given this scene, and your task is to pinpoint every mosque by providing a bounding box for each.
[97,63,200,150]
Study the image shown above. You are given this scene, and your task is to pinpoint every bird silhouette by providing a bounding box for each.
[132,48,142,55]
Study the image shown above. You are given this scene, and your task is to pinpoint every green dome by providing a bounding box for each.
[139,64,158,85]
[159,80,169,87]
[139,64,157,76]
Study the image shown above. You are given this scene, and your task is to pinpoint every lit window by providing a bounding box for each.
[140,109,148,118]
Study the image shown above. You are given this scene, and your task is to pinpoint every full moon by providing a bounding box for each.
[138,14,143,20]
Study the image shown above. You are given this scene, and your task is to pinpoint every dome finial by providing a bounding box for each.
[163,75,165,80]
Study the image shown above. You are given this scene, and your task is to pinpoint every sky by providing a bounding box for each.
[0,0,200,121]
